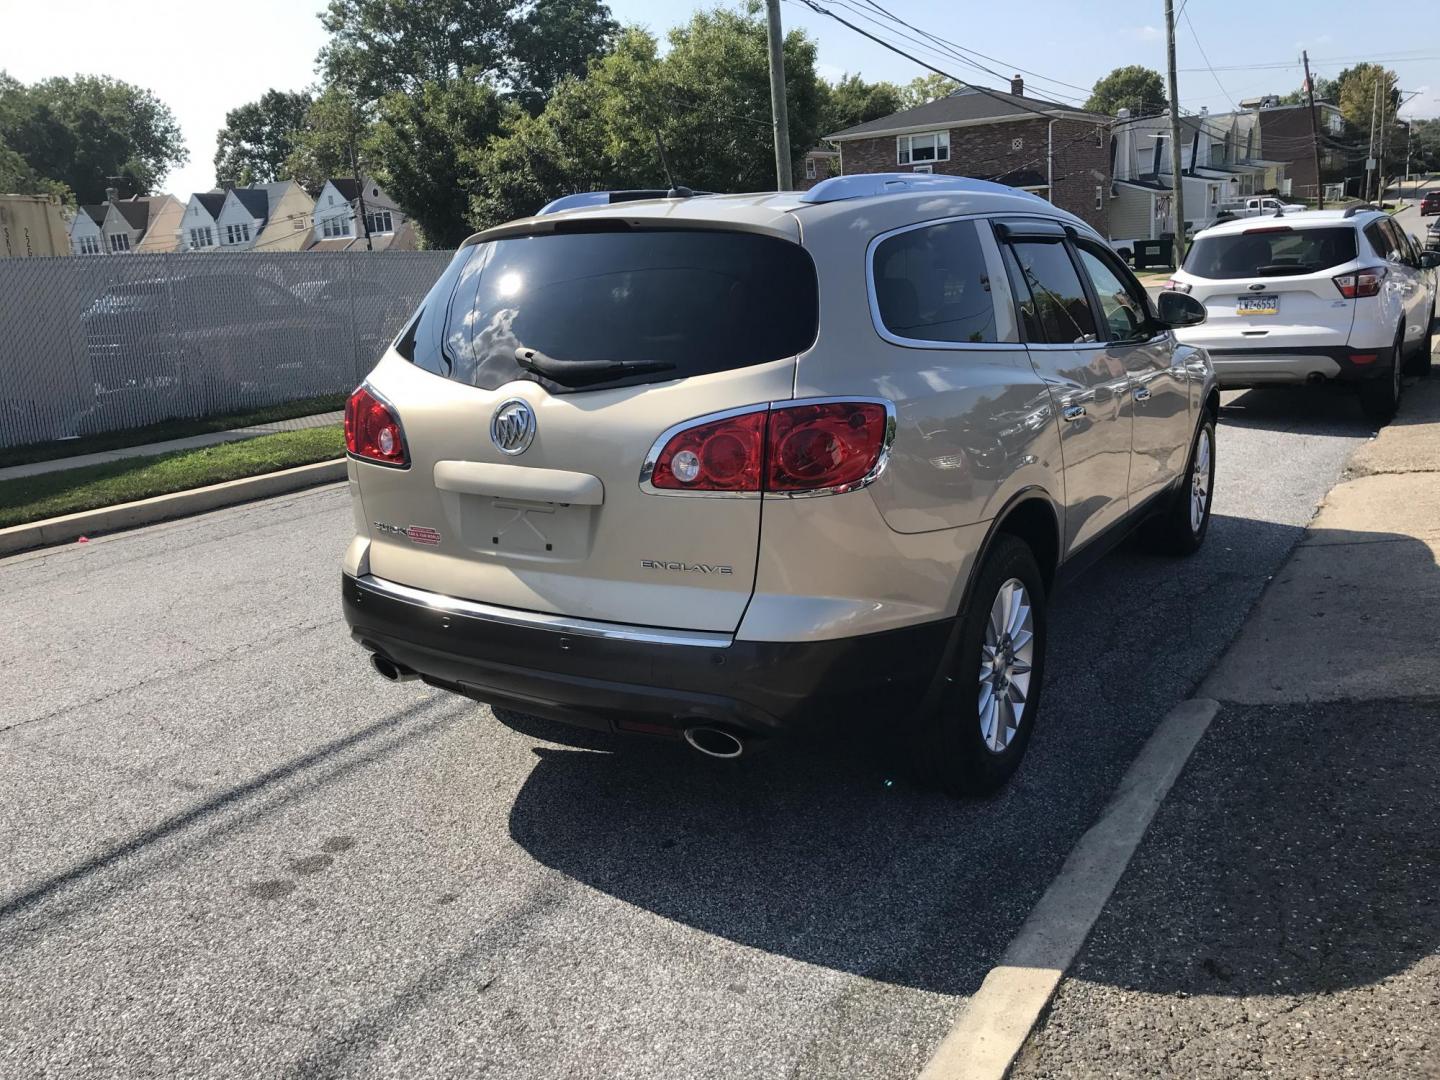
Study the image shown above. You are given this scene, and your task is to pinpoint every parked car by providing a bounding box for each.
[1217,196,1308,219]
[1420,190,1440,216]
[341,173,1218,794]
[1425,219,1440,252]
[1166,207,1437,423]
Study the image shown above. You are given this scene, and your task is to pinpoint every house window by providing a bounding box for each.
[327,194,335,205]
[912,164,934,174]
[224,223,251,244]
[108,232,130,252]
[805,158,816,180]
[322,216,351,239]
[78,235,100,255]
[897,131,949,165]
[189,227,214,249]
[1095,127,1104,148]
[292,217,305,230]
[1095,186,1104,211]
[364,210,394,234]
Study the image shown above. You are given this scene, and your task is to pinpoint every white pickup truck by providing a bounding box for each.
[1217,196,1307,218]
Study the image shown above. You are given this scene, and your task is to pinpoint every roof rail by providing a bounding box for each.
[536,189,711,215]
[797,172,1035,205]
[1343,203,1381,218]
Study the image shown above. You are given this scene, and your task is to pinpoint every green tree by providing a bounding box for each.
[213,89,313,186]
[1280,75,1339,105]
[284,84,374,194]
[0,72,185,202]
[507,0,618,113]
[372,77,511,247]
[1085,65,1166,117]
[901,72,960,109]
[820,73,904,135]
[1337,63,1399,141]
[470,8,824,229]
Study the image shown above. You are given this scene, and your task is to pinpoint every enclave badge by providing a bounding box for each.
[491,399,536,455]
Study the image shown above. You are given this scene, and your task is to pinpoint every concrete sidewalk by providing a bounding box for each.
[1012,376,1440,1078]
[0,411,344,482]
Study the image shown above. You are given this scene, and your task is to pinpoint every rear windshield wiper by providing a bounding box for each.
[1254,264,1317,277]
[514,346,675,387]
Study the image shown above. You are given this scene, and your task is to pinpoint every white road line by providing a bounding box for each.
[919,697,1221,1080]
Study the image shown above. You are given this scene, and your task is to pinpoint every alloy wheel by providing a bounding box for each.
[1190,426,1212,535]
[978,578,1035,753]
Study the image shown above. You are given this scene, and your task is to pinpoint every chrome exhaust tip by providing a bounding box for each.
[370,653,418,682]
[683,725,745,759]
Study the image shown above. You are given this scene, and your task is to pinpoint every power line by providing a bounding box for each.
[1181,9,1237,112]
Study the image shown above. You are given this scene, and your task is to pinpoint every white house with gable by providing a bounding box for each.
[180,192,225,251]
[309,177,407,250]
[215,187,270,250]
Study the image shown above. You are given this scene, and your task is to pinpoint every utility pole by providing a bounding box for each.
[764,0,794,191]
[1164,0,1185,263]
[1302,51,1325,209]
[1366,76,1379,203]
[1377,74,1392,206]
[350,140,372,252]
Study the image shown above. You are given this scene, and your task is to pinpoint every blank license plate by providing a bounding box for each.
[1237,294,1278,316]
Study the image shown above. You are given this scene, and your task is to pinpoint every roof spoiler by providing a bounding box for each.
[1343,203,1381,218]
[536,189,712,215]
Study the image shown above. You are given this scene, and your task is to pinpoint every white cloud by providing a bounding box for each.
[1130,25,1163,42]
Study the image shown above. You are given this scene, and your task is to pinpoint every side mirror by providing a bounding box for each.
[1156,290,1207,328]
[1421,251,1440,270]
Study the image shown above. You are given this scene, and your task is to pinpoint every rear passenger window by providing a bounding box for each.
[871,220,999,343]
[1075,244,1153,343]
[1003,240,1098,345]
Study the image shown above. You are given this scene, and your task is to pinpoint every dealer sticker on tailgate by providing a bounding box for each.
[1237,294,1279,316]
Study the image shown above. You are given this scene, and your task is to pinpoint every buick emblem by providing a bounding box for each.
[490,398,536,455]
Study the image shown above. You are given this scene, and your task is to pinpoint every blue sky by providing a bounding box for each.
[4,0,1437,199]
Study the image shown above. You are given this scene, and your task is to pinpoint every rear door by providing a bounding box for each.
[1179,223,1359,352]
[1072,240,1192,505]
[998,222,1133,555]
[356,224,817,633]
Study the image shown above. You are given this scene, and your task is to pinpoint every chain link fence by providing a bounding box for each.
[0,250,454,449]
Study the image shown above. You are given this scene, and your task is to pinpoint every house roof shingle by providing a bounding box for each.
[231,188,269,221]
[328,177,361,202]
[826,86,1106,141]
[81,204,107,226]
[112,199,150,231]
[194,192,226,218]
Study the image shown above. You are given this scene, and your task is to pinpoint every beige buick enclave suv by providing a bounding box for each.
[342,173,1217,793]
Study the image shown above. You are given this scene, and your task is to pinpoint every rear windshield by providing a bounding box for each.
[398,227,818,393]
[1184,226,1357,279]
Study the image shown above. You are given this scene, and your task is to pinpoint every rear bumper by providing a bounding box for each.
[1205,344,1396,387]
[341,573,948,740]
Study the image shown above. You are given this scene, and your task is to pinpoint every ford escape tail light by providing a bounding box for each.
[643,400,893,497]
[345,385,409,467]
[1333,267,1385,299]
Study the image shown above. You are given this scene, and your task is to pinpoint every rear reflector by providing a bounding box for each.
[644,400,893,497]
[1350,353,1379,365]
[1333,267,1385,299]
[345,385,409,467]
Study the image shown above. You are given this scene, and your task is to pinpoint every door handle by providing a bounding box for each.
[1133,386,1152,401]
[1062,404,1086,422]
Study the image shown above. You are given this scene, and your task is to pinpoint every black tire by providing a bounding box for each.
[1143,416,1216,556]
[918,535,1048,797]
[1404,303,1434,377]
[1360,326,1405,426]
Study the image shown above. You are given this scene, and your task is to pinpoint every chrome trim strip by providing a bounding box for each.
[638,403,770,499]
[355,574,734,649]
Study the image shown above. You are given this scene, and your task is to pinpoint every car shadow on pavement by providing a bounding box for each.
[1217,384,1374,434]
[498,511,1413,997]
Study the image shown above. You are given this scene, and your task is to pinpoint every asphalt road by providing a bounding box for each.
[0,387,1375,1080]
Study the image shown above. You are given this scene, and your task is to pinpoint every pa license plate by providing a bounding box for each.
[1237,294,1279,316]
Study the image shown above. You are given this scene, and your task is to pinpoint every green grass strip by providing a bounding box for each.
[0,425,344,529]
[0,394,348,469]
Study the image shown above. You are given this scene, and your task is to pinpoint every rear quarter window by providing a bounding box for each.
[399,227,818,394]
[871,220,999,343]
[1184,227,1358,279]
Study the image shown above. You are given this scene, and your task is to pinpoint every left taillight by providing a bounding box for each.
[345,385,409,468]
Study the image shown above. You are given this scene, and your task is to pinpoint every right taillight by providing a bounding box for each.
[345,385,409,467]
[643,400,893,497]
[1165,280,1192,294]
[1333,266,1385,299]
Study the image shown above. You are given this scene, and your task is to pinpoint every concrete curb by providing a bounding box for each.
[918,698,1221,1080]
[0,459,346,557]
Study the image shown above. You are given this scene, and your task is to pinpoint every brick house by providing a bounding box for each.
[825,78,1112,235]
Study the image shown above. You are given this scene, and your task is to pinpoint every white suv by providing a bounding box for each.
[341,174,1217,793]
[1168,206,1437,424]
